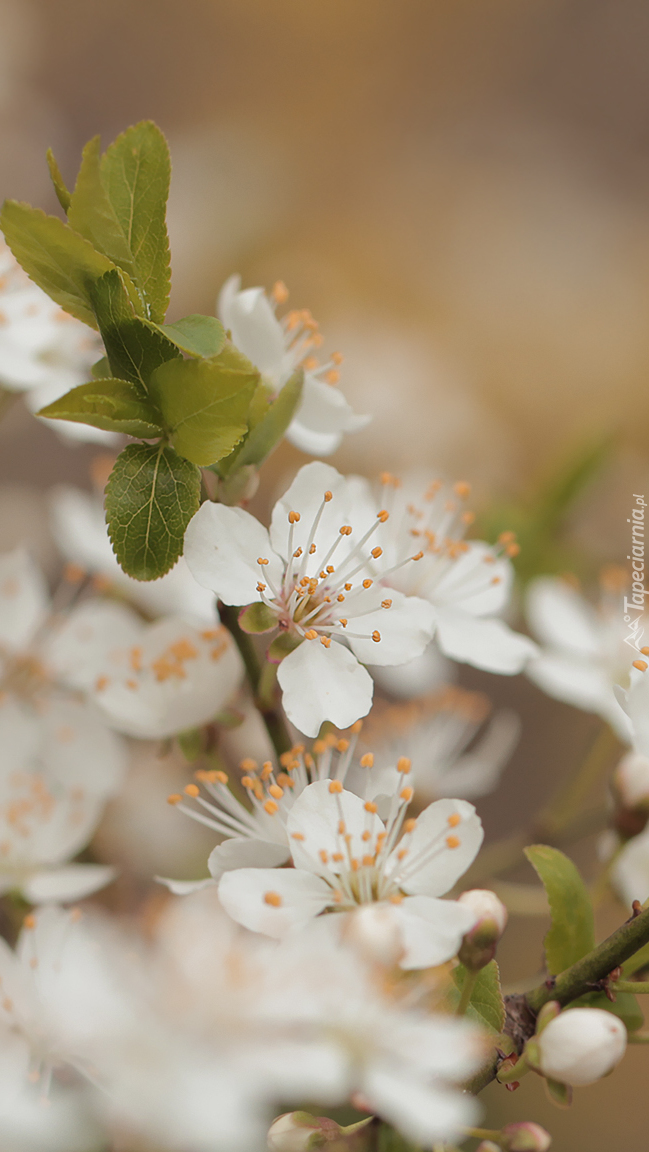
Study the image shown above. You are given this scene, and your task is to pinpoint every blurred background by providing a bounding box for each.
[0,1,648,1146]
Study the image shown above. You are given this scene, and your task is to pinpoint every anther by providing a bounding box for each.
[320,636,332,648]
[305,629,318,640]
[324,490,333,502]
[400,787,413,802]
[372,631,381,642]
[288,511,300,524]
[256,583,267,592]
[325,370,340,385]
[264,800,279,815]
[309,543,317,554]
[403,818,417,833]
[633,660,648,672]
[641,647,649,655]
[340,525,352,536]
[363,579,372,589]
[454,481,471,499]
[167,794,182,805]
[446,835,460,849]
[336,739,349,752]
[360,753,374,768]
[364,801,378,813]
[184,784,200,798]
[447,813,461,827]
[257,557,269,565]
[377,510,389,522]
[344,583,352,591]
[291,832,305,840]
[271,280,289,304]
[339,618,348,627]
[23,914,36,930]
[412,551,424,561]
[381,599,392,608]
[397,757,411,774]
[337,593,345,602]
[319,850,329,864]
[264,891,282,907]
[370,547,382,559]
[329,780,343,793]
[268,785,284,799]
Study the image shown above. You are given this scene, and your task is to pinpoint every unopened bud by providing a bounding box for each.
[267,1113,339,1151]
[613,752,649,839]
[476,1144,501,1152]
[536,1008,626,1086]
[501,1121,552,1151]
[457,889,508,970]
[342,904,404,966]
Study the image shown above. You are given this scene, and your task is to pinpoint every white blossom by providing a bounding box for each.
[370,474,538,675]
[218,276,370,456]
[218,778,483,969]
[0,239,111,445]
[184,461,437,736]
[526,573,633,739]
[536,1008,626,1086]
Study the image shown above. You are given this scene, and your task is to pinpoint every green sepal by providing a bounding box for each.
[218,370,304,477]
[544,1077,572,1108]
[90,269,180,393]
[448,960,505,1033]
[148,343,259,466]
[524,845,595,975]
[0,200,115,329]
[238,602,277,634]
[105,443,201,580]
[155,315,226,358]
[535,1000,561,1034]
[177,727,205,762]
[99,121,171,323]
[267,632,302,664]
[46,149,71,213]
[212,708,245,729]
[36,378,164,438]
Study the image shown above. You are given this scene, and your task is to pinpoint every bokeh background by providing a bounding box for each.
[1,1,648,1147]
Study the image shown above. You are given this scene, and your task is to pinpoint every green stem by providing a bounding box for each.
[527,903,649,1013]
[455,969,478,1016]
[627,1031,649,1043]
[464,1128,502,1143]
[219,603,293,758]
[611,980,649,994]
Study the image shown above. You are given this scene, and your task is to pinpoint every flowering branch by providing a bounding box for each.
[218,601,293,758]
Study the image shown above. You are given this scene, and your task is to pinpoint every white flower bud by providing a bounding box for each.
[457,889,508,970]
[267,1113,335,1152]
[615,752,649,809]
[502,1121,552,1151]
[342,904,405,966]
[537,1008,626,1086]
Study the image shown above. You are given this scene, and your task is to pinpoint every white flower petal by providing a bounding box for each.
[207,837,290,880]
[394,798,483,897]
[348,592,436,667]
[277,639,373,736]
[156,877,218,895]
[287,781,384,876]
[429,542,513,616]
[184,501,282,605]
[527,652,615,713]
[45,598,143,692]
[392,896,478,969]
[218,867,332,936]
[612,827,649,906]
[0,548,49,650]
[22,864,116,903]
[527,577,602,657]
[362,1064,478,1146]
[436,610,538,674]
[269,461,352,561]
[217,276,286,378]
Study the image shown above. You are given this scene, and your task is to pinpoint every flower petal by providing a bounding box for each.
[287,780,384,876]
[392,798,483,897]
[217,275,286,379]
[207,837,290,880]
[218,867,332,936]
[436,610,538,674]
[156,877,218,895]
[527,652,615,713]
[0,548,49,650]
[527,577,602,657]
[347,592,436,667]
[269,461,352,561]
[362,1064,478,1146]
[277,639,373,736]
[22,864,116,903]
[184,501,282,605]
[392,895,478,968]
[429,542,513,616]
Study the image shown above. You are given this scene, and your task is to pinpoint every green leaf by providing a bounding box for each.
[623,938,649,979]
[0,200,115,328]
[524,845,595,975]
[156,315,226,358]
[449,960,505,1033]
[90,269,180,392]
[37,378,164,438]
[105,443,201,580]
[100,121,171,323]
[46,149,71,213]
[68,135,142,289]
[238,603,277,634]
[91,356,112,379]
[219,370,304,476]
[149,343,259,466]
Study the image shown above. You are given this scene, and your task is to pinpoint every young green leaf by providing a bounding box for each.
[148,343,259,466]
[155,315,226,358]
[67,136,142,289]
[90,269,180,392]
[105,443,201,580]
[37,378,164,438]
[46,149,71,213]
[449,960,505,1033]
[0,201,115,328]
[100,122,171,323]
[218,370,304,477]
[524,845,595,975]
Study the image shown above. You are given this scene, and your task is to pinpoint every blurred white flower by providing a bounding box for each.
[349,688,520,802]
[611,824,649,906]
[50,485,217,624]
[0,239,112,445]
[526,572,633,738]
[372,474,537,675]
[218,275,370,456]
[218,778,482,969]
[185,461,436,736]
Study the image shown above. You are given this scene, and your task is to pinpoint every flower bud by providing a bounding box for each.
[267,1113,339,1151]
[501,1122,552,1151]
[613,752,649,839]
[457,889,508,970]
[342,904,404,966]
[536,1008,626,1087]
[476,1143,501,1152]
